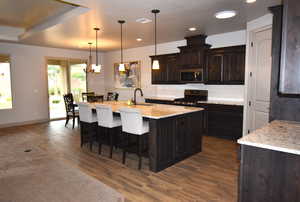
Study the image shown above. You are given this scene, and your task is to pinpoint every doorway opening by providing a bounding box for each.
[47,58,87,120]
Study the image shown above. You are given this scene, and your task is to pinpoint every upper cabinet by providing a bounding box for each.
[150,35,246,85]
[150,54,180,84]
[278,0,300,95]
[205,45,246,85]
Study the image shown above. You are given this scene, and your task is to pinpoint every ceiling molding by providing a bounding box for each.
[19,6,90,40]
[0,26,25,41]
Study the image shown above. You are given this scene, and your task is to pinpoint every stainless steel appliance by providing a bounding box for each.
[174,89,208,106]
[180,69,204,83]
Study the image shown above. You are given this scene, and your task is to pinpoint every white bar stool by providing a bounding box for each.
[78,102,98,150]
[95,104,122,158]
[119,108,149,170]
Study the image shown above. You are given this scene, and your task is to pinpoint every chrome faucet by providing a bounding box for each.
[133,88,143,105]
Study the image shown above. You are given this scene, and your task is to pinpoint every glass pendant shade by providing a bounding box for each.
[152,60,160,70]
[119,63,125,72]
[92,64,101,73]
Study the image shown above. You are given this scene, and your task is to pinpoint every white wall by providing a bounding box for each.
[103,30,246,101]
[0,42,104,126]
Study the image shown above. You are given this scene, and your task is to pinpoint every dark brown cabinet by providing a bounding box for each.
[178,46,207,69]
[278,0,300,95]
[206,104,243,140]
[205,45,246,85]
[150,35,245,85]
[239,145,300,202]
[150,54,181,84]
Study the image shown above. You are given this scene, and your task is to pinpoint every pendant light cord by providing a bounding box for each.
[118,20,125,64]
[154,12,157,56]
[95,29,98,66]
[121,22,123,63]
[152,9,160,56]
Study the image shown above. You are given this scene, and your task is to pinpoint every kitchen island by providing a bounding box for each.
[87,101,204,172]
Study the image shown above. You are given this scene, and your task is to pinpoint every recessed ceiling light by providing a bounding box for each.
[136,38,142,42]
[215,10,237,19]
[189,27,197,31]
[136,18,152,24]
[246,0,256,3]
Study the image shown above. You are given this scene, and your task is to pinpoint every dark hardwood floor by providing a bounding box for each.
[0,120,239,202]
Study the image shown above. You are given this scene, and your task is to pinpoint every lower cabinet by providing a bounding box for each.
[239,145,300,202]
[206,104,243,140]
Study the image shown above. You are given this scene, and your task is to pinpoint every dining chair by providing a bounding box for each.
[63,93,79,129]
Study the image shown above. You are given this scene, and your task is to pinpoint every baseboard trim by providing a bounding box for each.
[0,119,50,129]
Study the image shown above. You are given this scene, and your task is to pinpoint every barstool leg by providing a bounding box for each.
[138,135,142,170]
[98,127,102,155]
[122,133,126,165]
[109,129,113,158]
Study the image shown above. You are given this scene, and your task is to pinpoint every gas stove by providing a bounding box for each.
[174,90,208,106]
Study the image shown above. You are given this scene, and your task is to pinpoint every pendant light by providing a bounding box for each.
[152,9,160,70]
[92,27,101,73]
[85,42,93,73]
[118,20,126,72]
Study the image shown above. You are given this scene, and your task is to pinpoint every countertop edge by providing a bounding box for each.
[237,140,300,156]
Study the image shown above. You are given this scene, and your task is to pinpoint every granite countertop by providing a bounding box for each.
[238,120,300,155]
[145,96,244,106]
[88,101,204,119]
[197,100,244,106]
[144,96,183,101]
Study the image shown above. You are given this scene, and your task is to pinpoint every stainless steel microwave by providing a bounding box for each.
[180,69,204,83]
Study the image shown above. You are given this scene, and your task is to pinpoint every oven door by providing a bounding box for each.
[180,69,203,83]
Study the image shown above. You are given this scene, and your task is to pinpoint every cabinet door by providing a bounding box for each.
[151,56,167,84]
[166,54,180,83]
[175,116,188,159]
[206,54,223,84]
[179,48,204,69]
[223,51,245,84]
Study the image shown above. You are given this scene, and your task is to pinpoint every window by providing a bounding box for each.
[0,55,12,109]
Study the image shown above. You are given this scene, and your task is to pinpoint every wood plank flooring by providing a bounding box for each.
[0,120,239,202]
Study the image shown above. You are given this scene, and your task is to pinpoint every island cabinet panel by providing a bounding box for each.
[239,145,300,202]
[205,45,246,85]
[150,54,181,84]
[149,111,203,172]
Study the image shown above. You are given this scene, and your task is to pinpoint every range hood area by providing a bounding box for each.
[177,35,211,70]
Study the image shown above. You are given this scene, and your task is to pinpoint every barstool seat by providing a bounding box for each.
[119,108,149,169]
[95,104,122,158]
[78,102,98,150]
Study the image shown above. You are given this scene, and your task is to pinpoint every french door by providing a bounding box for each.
[47,58,87,120]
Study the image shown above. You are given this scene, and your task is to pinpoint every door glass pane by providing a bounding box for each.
[70,62,87,103]
[0,55,12,109]
[47,61,68,119]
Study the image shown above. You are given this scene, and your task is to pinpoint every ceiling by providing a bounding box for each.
[0,0,75,29]
[0,0,281,51]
